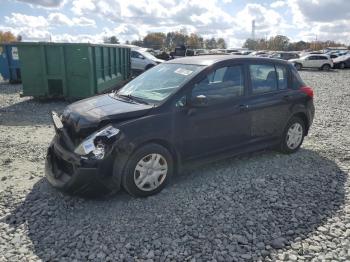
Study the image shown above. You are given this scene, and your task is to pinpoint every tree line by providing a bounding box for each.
[0,31,22,43]
[3,29,348,52]
[243,35,349,51]
[106,30,227,51]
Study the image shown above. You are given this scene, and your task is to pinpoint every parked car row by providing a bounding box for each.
[248,49,350,71]
[269,51,300,60]
[132,46,350,73]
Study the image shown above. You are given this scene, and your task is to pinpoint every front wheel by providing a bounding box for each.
[122,143,174,197]
[339,62,345,69]
[321,64,331,71]
[279,117,305,154]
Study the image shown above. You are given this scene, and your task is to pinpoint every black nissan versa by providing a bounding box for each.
[46,55,314,197]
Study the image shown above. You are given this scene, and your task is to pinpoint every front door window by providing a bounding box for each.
[192,65,244,105]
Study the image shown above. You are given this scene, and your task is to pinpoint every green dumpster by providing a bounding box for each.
[17,42,131,99]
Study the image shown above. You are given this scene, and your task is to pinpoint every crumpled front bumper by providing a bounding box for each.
[45,135,121,197]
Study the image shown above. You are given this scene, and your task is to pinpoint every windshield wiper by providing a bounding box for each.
[115,93,133,100]
[115,93,150,105]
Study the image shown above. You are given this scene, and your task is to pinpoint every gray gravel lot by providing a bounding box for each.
[0,69,350,261]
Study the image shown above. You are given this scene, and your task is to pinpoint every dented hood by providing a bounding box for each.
[62,93,153,135]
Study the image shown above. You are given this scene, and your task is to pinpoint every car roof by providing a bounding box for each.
[165,55,290,66]
[275,51,297,54]
[305,53,329,57]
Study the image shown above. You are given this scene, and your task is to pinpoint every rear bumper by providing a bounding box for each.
[305,100,315,135]
[309,100,315,123]
[45,135,121,197]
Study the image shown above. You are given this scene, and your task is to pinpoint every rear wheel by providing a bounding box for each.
[294,63,302,70]
[122,143,173,197]
[279,117,305,154]
[321,64,331,71]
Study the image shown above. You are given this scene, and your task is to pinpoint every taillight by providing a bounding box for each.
[300,86,314,98]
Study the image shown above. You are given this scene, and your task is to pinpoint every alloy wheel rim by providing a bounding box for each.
[134,153,168,191]
[286,123,303,150]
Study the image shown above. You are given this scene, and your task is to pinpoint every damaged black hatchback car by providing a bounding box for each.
[46,55,314,197]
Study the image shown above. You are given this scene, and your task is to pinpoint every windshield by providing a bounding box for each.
[271,53,281,58]
[117,63,204,103]
[140,51,158,60]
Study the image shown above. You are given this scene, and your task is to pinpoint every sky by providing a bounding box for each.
[1,0,350,48]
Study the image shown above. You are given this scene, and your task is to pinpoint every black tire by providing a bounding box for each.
[122,143,174,197]
[321,64,331,71]
[339,62,345,69]
[279,116,306,154]
[294,63,302,70]
[145,64,155,71]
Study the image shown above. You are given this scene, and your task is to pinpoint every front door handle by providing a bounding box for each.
[187,108,197,116]
[239,104,249,111]
[283,95,291,101]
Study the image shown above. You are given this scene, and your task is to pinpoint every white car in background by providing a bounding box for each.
[289,54,333,71]
[333,54,350,69]
[131,48,164,73]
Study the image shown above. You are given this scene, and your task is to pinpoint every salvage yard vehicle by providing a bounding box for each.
[170,45,196,59]
[289,54,333,71]
[270,51,299,60]
[250,51,269,57]
[333,54,350,69]
[46,56,314,197]
[131,48,164,73]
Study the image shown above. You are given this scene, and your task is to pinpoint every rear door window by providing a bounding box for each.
[308,56,318,60]
[249,64,277,94]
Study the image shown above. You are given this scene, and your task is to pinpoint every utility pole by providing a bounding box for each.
[251,20,256,40]
[314,34,318,50]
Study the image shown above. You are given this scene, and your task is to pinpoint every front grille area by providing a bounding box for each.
[50,147,75,177]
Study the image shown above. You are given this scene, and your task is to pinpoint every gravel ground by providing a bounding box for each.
[0,69,350,262]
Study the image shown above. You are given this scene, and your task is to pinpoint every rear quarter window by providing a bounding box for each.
[275,65,288,90]
[290,66,305,89]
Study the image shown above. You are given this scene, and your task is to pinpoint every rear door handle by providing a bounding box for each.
[239,104,249,111]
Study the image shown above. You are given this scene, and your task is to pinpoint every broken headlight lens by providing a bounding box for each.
[74,125,120,159]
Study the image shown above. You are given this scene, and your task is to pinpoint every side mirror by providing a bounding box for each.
[138,55,145,59]
[191,94,208,108]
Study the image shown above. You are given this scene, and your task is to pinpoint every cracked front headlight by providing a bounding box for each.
[74,125,120,159]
